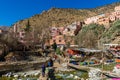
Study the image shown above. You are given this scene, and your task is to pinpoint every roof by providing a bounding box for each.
[104,44,119,46]
[0,26,9,31]
[70,45,79,47]
[72,48,102,53]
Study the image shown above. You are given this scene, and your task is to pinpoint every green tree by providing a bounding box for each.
[56,47,61,55]
[52,42,57,51]
[24,20,31,32]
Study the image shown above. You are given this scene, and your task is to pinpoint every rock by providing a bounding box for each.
[14,74,19,78]
[74,75,80,79]
[70,74,74,77]
[5,52,25,61]
[34,72,40,76]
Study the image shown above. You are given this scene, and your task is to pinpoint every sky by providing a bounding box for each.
[0,0,119,26]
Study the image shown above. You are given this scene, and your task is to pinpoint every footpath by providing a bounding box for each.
[39,59,62,80]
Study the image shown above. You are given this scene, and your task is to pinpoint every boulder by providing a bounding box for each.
[5,52,25,61]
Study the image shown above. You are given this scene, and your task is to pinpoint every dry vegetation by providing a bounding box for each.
[11,2,120,49]
[13,2,120,30]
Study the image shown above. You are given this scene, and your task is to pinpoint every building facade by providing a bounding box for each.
[84,5,120,28]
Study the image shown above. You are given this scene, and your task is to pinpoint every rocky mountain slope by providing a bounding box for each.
[100,20,120,44]
[14,2,120,29]
[75,20,120,48]
[12,2,120,48]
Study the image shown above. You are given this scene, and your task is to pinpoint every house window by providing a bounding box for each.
[22,33,25,36]
[20,37,23,40]
[59,40,61,42]
[67,28,70,31]
[53,40,56,42]
[53,29,55,31]
[59,32,62,35]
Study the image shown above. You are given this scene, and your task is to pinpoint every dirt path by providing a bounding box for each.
[39,55,64,80]
[39,75,47,80]
[39,60,62,80]
[38,54,68,80]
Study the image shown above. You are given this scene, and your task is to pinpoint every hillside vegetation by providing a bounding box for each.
[100,20,120,44]
[75,24,105,48]
[12,2,120,49]
[75,20,120,49]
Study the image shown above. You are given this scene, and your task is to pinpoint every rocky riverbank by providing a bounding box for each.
[0,57,50,75]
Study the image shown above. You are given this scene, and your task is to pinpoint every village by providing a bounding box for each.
[11,5,120,47]
[0,4,120,80]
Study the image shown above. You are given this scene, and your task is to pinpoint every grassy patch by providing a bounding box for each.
[92,63,116,71]
[55,70,88,80]
[0,77,14,80]
[80,72,89,79]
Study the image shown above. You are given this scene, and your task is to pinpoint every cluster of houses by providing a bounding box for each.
[50,5,120,47]
[13,21,82,49]
[12,5,120,48]
[12,19,83,48]
[84,5,120,28]
[13,24,26,43]
[0,27,8,34]
[49,21,82,47]
[13,24,36,44]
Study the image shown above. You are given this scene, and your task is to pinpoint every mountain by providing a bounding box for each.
[14,2,120,30]
[11,2,120,48]
[0,26,9,31]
